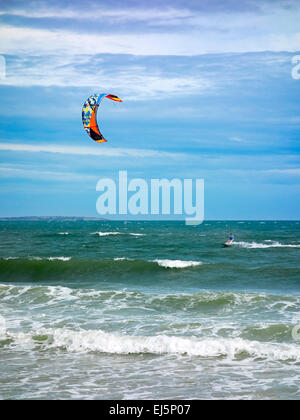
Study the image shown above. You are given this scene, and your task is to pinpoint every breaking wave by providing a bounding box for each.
[91,231,145,237]
[2,327,300,362]
[153,259,202,268]
[0,257,203,283]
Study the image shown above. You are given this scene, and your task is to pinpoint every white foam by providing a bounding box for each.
[92,232,145,237]
[0,283,97,305]
[46,285,77,302]
[233,241,300,249]
[14,328,300,361]
[58,232,69,235]
[0,315,6,336]
[47,257,71,261]
[92,231,123,236]
[2,257,19,260]
[2,256,71,261]
[153,259,202,268]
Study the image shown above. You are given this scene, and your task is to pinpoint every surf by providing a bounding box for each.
[2,326,300,362]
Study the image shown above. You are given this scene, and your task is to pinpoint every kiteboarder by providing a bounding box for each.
[223,232,235,247]
[228,232,235,242]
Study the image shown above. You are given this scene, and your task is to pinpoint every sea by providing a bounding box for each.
[0,220,300,400]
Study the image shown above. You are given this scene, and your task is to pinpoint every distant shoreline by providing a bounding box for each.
[0,216,107,221]
[0,217,299,222]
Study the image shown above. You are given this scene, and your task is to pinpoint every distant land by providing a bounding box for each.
[0,216,107,221]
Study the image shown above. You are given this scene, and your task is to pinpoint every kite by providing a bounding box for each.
[82,93,122,143]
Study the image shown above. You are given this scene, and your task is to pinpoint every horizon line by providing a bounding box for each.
[0,217,299,222]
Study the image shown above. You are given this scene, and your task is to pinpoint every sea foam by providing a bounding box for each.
[92,231,123,236]
[2,256,71,261]
[233,241,300,249]
[92,232,145,237]
[153,259,202,268]
[8,328,300,362]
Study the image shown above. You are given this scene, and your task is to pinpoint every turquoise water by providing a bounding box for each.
[0,220,300,399]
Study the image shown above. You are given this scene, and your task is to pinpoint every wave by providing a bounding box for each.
[0,315,6,335]
[233,241,300,249]
[3,327,300,361]
[241,324,294,342]
[58,232,69,235]
[112,258,202,270]
[1,256,71,261]
[0,256,203,282]
[0,257,200,268]
[47,257,71,261]
[91,232,145,237]
[153,259,202,269]
[92,231,123,236]
[1,283,298,317]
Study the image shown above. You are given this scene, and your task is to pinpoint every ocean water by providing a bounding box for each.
[0,220,300,400]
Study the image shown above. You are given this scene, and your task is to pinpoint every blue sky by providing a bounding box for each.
[0,0,300,219]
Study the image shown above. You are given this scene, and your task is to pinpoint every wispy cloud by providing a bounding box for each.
[230,136,245,142]
[1,1,299,92]
[263,168,300,176]
[0,5,193,24]
[1,1,300,32]
[1,1,300,59]
[0,52,214,97]
[0,165,96,181]
[1,23,300,58]
[0,142,186,159]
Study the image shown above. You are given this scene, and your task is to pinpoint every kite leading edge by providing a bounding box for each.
[82,93,122,143]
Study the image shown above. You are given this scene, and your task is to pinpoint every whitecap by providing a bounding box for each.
[91,232,123,236]
[12,328,300,362]
[0,315,6,336]
[153,259,202,268]
[1,256,72,261]
[47,257,71,261]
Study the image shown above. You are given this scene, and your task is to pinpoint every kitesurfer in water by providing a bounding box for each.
[223,232,235,247]
[228,232,235,243]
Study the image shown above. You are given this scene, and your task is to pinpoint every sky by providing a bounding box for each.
[0,0,300,219]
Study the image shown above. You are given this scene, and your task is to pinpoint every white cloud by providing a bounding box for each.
[263,168,300,175]
[229,136,245,142]
[0,165,96,181]
[0,6,193,24]
[1,2,300,90]
[1,2,300,59]
[0,52,213,97]
[0,142,186,159]
[1,24,300,58]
